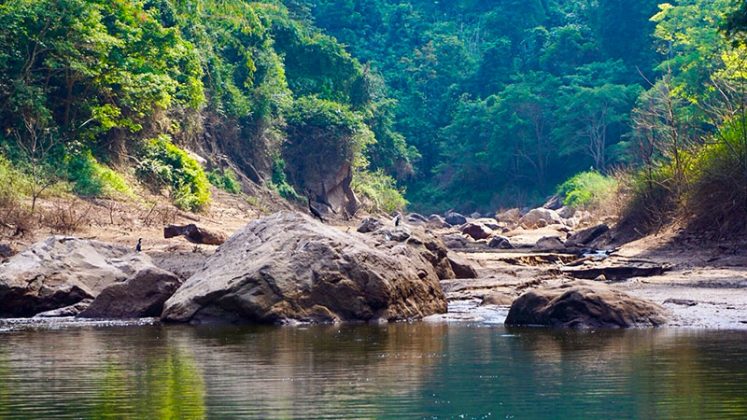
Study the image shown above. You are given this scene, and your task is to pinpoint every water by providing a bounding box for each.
[1,322,747,419]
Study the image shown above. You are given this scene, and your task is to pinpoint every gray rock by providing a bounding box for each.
[357,217,383,233]
[520,208,564,228]
[80,267,181,319]
[488,236,513,249]
[164,224,226,245]
[445,212,468,226]
[448,254,478,279]
[535,236,566,250]
[460,222,493,240]
[162,212,447,324]
[566,224,610,247]
[427,214,450,228]
[0,237,155,317]
[407,213,428,224]
[33,299,93,318]
[505,281,666,328]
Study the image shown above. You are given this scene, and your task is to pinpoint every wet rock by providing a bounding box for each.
[80,267,182,319]
[566,224,610,247]
[535,236,566,250]
[445,212,468,226]
[0,237,155,317]
[162,212,447,324]
[448,254,478,279]
[488,236,513,249]
[505,281,667,329]
[164,224,227,245]
[461,223,493,240]
[357,217,384,233]
[521,208,564,228]
[33,299,93,318]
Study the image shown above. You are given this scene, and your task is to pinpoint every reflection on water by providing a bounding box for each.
[0,323,746,419]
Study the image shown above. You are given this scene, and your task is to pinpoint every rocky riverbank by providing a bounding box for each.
[1,207,746,329]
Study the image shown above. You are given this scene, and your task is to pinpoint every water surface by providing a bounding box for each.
[1,322,746,419]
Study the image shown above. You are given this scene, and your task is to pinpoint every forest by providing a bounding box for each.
[0,0,746,235]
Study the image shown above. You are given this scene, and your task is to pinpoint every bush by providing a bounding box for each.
[137,135,211,211]
[352,169,407,213]
[270,156,302,202]
[556,171,618,209]
[0,155,30,207]
[207,168,242,194]
[618,164,680,234]
[685,117,747,234]
[66,151,133,198]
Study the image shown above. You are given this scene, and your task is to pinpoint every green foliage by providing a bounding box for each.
[556,171,618,209]
[137,136,210,211]
[270,156,301,202]
[352,169,407,213]
[0,155,31,206]
[66,151,133,198]
[300,0,661,211]
[207,168,241,194]
[686,116,747,233]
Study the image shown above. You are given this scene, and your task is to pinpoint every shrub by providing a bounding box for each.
[685,117,747,234]
[352,169,407,213]
[207,168,242,194]
[618,164,681,234]
[270,156,302,202]
[66,151,133,198]
[556,170,619,209]
[137,135,211,211]
[0,155,30,207]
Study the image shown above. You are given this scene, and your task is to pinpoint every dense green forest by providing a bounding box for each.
[0,0,746,231]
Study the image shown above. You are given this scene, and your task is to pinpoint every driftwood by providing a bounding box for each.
[164,224,226,245]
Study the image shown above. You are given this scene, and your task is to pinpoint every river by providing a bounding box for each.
[1,320,746,419]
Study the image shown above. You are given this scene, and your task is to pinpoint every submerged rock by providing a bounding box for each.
[80,267,181,319]
[505,281,666,329]
[162,212,447,325]
[0,237,155,317]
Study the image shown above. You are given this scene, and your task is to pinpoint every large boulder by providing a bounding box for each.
[505,281,667,329]
[535,236,566,251]
[461,222,493,240]
[520,208,564,228]
[80,267,181,319]
[162,212,447,324]
[0,237,155,317]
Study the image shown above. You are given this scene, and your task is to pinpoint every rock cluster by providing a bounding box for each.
[162,212,449,324]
